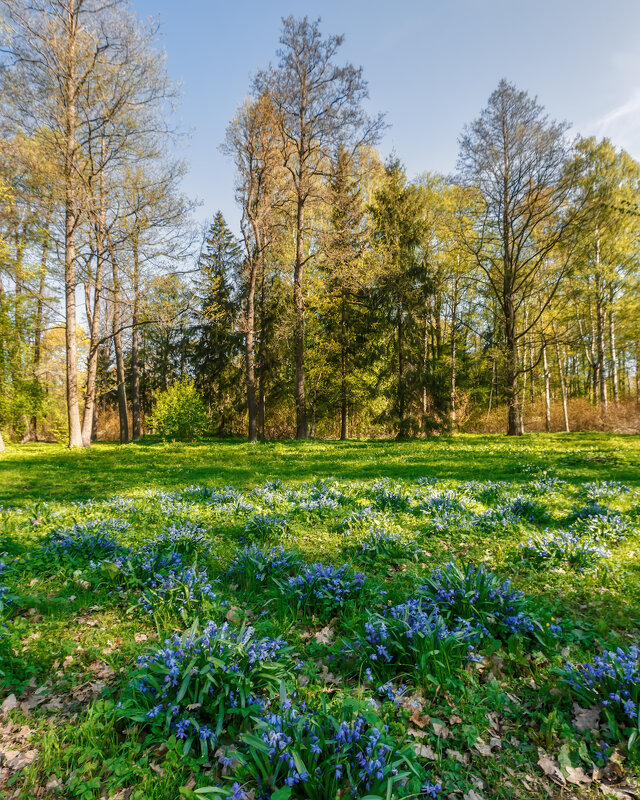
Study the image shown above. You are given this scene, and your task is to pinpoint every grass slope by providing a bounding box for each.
[2,433,640,505]
[0,434,639,800]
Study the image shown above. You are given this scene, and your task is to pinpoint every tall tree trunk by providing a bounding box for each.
[542,333,551,432]
[450,274,458,427]
[340,294,348,440]
[505,296,521,436]
[552,322,570,432]
[257,266,266,440]
[245,261,257,443]
[609,286,619,404]
[109,238,129,444]
[294,196,307,439]
[81,148,106,448]
[397,301,406,438]
[25,214,51,442]
[595,230,608,415]
[486,356,497,427]
[64,1,83,448]
[422,315,428,424]
[636,341,640,407]
[131,237,141,441]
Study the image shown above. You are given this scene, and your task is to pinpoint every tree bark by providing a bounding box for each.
[131,236,142,441]
[609,285,619,404]
[63,0,83,448]
[245,262,257,443]
[25,213,51,442]
[340,294,348,440]
[552,322,570,432]
[397,300,406,438]
[505,296,521,436]
[542,333,551,432]
[450,274,458,427]
[294,195,308,439]
[81,145,106,448]
[595,229,608,415]
[109,238,129,444]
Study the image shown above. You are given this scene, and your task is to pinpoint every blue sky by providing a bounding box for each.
[133,0,640,232]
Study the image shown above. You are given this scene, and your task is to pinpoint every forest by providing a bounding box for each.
[2,4,640,800]
[1,4,639,448]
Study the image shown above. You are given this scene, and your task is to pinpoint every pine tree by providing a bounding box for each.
[193,212,243,436]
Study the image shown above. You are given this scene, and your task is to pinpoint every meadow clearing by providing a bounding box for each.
[0,434,639,799]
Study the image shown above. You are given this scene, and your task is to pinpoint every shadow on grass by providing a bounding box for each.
[1,433,639,506]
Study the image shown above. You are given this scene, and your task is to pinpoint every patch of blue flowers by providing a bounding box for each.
[562,645,640,746]
[42,519,130,564]
[214,698,439,799]
[285,563,365,616]
[499,496,550,524]
[245,514,290,540]
[352,528,421,567]
[138,565,218,619]
[345,597,479,682]
[520,529,611,568]
[225,544,301,592]
[119,620,292,757]
[419,562,557,641]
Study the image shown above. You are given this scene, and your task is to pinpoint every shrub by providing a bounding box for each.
[150,379,209,441]
[118,620,292,757]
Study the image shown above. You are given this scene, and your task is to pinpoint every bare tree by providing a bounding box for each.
[457,79,582,435]
[254,16,383,438]
[223,94,282,442]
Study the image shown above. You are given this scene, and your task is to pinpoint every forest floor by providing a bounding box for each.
[0,434,639,799]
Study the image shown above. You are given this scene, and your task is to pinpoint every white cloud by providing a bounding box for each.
[590,90,640,156]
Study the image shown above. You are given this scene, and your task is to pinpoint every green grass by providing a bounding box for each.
[2,432,640,505]
[0,434,639,799]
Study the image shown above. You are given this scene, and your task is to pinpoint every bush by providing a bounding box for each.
[150,379,209,441]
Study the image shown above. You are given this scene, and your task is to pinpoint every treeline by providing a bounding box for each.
[0,9,639,447]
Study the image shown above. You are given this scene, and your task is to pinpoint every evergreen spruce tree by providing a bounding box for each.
[193,212,243,436]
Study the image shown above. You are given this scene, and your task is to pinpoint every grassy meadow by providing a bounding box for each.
[0,434,639,799]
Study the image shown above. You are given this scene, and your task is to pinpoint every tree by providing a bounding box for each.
[223,93,283,442]
[457,79,581,435]
[254,16,383,438]
[370,159,428,438]
[0,0,180,447]
[193,212,243,436]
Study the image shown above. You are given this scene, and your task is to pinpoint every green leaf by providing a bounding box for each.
[271,788,293,800]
